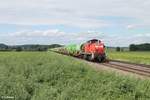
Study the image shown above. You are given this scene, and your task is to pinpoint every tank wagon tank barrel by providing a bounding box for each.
[65,44,82,56]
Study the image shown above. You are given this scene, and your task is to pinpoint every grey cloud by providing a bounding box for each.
[1,30,149,46]
[0,0,150,45]
[0,0,150,28]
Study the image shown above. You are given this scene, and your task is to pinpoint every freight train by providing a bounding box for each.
[53,39,106,62]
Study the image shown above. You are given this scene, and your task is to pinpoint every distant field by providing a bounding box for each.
[0,52,150,100]
[107,51,150,65]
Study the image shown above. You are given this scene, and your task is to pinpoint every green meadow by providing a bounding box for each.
[107,51,150,65]
[0,52,150,100]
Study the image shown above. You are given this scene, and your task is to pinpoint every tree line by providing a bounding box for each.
[0,44,62,51]
[1,43,150,52]
[116,43,150,52]
[129,43,150,51]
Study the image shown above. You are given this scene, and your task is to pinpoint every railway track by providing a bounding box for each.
[101,60,150,77]
[78,58,150,77]
[53,51,150,77]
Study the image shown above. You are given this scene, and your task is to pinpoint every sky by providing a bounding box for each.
[0,0,150,46]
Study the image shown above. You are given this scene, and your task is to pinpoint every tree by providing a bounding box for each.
[121,48,124,52]
[129,43,150,51]
[16,47,22,51]
[116,47,121,52]
[129,44,137,51]
[0,44,8,51]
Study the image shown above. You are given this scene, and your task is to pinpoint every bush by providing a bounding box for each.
[116,47,121,52]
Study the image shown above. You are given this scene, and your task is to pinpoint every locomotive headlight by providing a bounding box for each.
[95,46,99,48]
[95,45,103,48]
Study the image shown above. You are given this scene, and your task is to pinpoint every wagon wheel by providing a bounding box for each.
[101,53,106,62]
[83,54,88,60]
[97,55,102,62]
[87,53,94,61]
[97,54,106,62]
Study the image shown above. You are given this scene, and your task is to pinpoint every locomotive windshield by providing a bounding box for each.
[87,39,101,44]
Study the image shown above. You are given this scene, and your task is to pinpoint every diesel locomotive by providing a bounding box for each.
[54,39,106,62]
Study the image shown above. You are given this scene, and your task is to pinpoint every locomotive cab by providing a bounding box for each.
[82,39,106,62]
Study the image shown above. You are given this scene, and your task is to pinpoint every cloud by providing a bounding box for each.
[10,29,66,37]
[0,0,111,29]
[8,29,104,43]
[104,33,150,46]
[0,0,150,46]
[0,0,150,28]
[127,24,137,30]
[1,29,150,46]
[0,29,105,44]
[127,24,150,30]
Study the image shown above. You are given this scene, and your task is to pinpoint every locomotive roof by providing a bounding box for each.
[87,39,101,43]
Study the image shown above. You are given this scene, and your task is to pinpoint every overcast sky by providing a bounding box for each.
[0,0,150,46]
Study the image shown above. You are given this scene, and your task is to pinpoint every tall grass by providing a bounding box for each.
[0,52,150,100]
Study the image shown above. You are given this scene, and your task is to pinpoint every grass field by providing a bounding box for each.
[0,52,150,100]
[107,51,150,65]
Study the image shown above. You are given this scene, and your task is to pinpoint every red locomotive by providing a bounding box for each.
[81,39,106,62]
